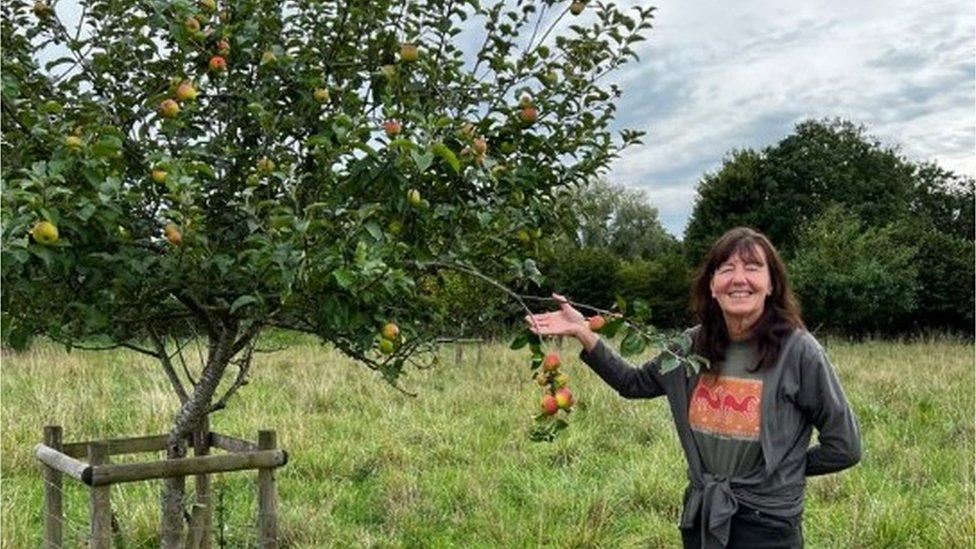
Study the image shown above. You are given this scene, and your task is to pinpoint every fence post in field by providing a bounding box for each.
[88,442,111,549]
[455,342,463,364]
[257,430,278,548]
[42,425,63,549]
[191,416,212,549]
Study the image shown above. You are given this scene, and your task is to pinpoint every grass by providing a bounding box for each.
[1,334,973,547]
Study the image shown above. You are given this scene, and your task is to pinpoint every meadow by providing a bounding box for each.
[2,334,973,547]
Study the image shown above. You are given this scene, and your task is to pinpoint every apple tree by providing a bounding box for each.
[2,0,654,544]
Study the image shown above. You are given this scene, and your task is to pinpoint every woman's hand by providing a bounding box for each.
[524,293,587,337]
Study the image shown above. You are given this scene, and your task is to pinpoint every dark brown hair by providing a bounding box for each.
[690,227,805,372]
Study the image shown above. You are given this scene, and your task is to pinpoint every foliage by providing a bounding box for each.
[616,249,692,328]
[1,0,653,387]
[790,206,919,335]
[683,118,973,336]
[562,177,675,260]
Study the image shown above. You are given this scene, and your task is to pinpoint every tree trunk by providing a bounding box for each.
[160,327,236,549]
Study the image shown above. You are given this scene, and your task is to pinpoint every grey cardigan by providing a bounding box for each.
[579,327,861,548]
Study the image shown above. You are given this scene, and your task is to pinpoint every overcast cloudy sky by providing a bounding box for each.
[594,0,975,236]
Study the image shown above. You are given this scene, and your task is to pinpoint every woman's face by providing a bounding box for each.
[709,245,772,325]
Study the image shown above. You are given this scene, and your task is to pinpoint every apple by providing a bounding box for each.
[383,119,402,137]
[407,189,422,207]
[164,224,182,245]
[33,1,51,17]
[536,373,549,387]
[587,315,606,332]
[379,338,396,355]
[31,221,59,245]
[65,135,83,150]
[256,157,275,174]
[542,352,561,372]
[200,0,217,12]
[460,122,476,138]
[540,394,559,415]
[260,50,277,65]
[216,39,230,55]
[543,70,558,85]
[555,387,574,409]
[517,229,531,244]
[151,169,168,183]
[520,105,539,125]
[519,92,533,108]
[400,43,420,63]
[158,99,180,118]
[208,55,227,71]
[473,137,488,155]
[184,16,200,32]
[381,322,400,341]
[313,87,330,103]
[553,372,570,388]
[570,1,585,15]
[175,81,198,101]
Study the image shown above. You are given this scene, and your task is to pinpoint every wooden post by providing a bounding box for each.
[88,443,111,549]
[454,344,463,364]
[194,417,212,549]
[42,425,63,549]
[257,430,278,548]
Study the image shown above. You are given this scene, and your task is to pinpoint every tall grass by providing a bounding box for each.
[2,335,972,547]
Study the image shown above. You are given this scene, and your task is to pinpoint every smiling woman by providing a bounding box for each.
[526,226,861,549]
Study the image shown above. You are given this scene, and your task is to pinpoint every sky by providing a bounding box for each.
[36,1,975,238]
[599,0,975,236]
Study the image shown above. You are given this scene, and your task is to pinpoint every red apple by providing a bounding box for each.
[570,1,585,15]
[540,394,559,415]
[158,99,180,118]
[381,322,400,341]
[216,39,230,55]
[555,387,574,409]
[175,81,198,101]
[208,55,227,71]
[542,352,561,372]
[520,105,539,125]
[383,119,402,137]
[587,315,606,332]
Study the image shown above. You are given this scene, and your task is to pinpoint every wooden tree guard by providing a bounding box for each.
[35,425,287,549]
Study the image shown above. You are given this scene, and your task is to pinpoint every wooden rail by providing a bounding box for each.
[36,425,285,548]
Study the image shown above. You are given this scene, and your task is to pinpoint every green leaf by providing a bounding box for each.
[619,329,645,356]
[410,150,433,173]
[229,295,258,314]
[509,331,529,350]
[659,354,681,375]
[430,142,460,174]
[601,317,625,338]
[364,221,383,240]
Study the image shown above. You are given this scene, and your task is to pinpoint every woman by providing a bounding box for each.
[525,227,861,549]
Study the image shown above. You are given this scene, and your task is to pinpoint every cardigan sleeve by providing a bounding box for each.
[579,338,667,399]
[796,334,862,476]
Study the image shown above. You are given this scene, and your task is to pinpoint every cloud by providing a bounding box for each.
[601,0,975,237]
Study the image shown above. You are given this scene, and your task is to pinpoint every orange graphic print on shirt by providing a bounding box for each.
[689,374,762,441]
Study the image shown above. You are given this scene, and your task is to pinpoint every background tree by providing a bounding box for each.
[683,118,973,336]
[0,0,654,544]
[790,206,919,335]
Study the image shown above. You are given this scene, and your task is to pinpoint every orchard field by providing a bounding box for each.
[2,334,973,548]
